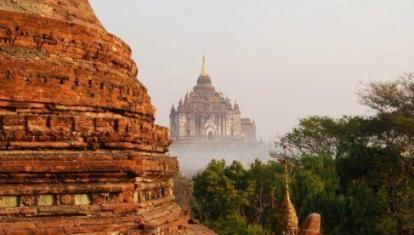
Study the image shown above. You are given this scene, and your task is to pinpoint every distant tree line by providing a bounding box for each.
[188,74,414,235]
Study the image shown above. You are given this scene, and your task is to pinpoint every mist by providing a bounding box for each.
[90,0,414,142]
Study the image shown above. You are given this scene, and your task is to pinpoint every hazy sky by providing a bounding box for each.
[90,0,414,141]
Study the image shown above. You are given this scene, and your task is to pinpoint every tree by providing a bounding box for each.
[192,75,414,235]
[275,116,340,158]
[291,155,342,234]
[359,73,414,115]
[192,160,243,221]
[357,75,414,234]
[246,160,284,229]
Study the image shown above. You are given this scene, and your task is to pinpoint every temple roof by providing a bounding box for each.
[176,56,239,114]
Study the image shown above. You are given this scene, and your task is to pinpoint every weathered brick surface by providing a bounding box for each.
[300,213,321,235]
[0,105,169,152]
[0,0,213,234]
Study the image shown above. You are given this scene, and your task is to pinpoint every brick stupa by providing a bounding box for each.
[0,0,204,234]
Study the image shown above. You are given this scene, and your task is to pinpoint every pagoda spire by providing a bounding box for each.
[196,55,212,85]
[277,144,299,235]
[200,55,208,76]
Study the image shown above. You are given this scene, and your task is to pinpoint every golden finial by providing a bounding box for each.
[201,55,208,76]
[277,144,299,235]
[283,144,290,191]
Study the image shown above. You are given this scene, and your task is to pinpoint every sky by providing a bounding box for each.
[90,0,414,141]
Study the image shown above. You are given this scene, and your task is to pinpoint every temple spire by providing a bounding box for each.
[277,144,299,235]
[200,55,208,76]
[196,55,212,85]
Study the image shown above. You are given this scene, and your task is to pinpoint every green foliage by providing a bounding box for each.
[191,76,414,234]
[192,159,282,234]
[246,160,284,228]
[192,160,241,221]
[207,213,270,235]
[278,116,339,157]
[291,155,341,232]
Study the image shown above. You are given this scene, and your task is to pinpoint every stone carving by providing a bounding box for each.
[74,194,91,206]
[38,195,55,206]
[0,196,18,208]
[58,194,75,206]
[20,195,36,207]
[0,25,15,44]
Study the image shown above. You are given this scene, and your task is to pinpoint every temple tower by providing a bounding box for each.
[0,0,201,234]
[169,56,266,174]
[170,56,256,142]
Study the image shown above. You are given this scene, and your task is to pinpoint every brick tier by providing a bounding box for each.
[0,0,201,234]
